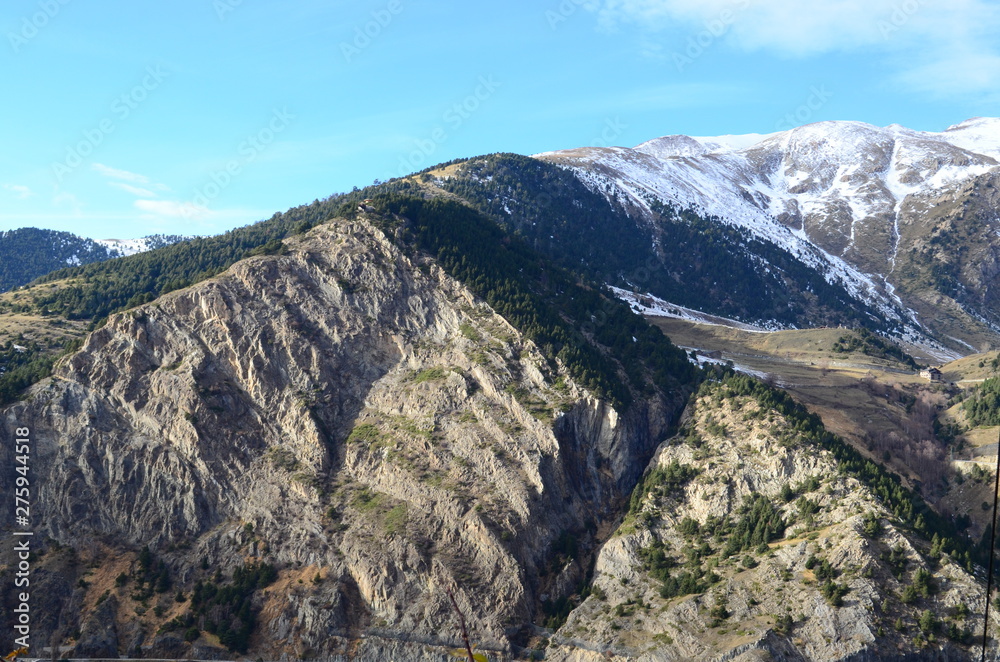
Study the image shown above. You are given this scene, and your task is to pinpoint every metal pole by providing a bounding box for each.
[982,431,1000,662]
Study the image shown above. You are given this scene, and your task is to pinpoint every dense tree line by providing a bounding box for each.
[962,377,1000,427]
[0,228,120,292]
[0,229,192,293]
[832,327,919,368]
[0,338,80,406]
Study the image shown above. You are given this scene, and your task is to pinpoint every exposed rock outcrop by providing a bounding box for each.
[72,595,119,658]
[546,379,994,661]
[0,218,684,657]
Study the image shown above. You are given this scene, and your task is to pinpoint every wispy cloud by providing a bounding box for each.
[92,163,152,184]
[2,184,33,199]
[591,0,1000,97]
[89,162,255,227]
[94,163,173,200]
[110,181,158,197]
[134,199,211,220]
[896,50,1000,100]
[52,189,83,215]
[132,199,271,235]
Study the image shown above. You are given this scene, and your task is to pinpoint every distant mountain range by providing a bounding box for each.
[0,228,190,292]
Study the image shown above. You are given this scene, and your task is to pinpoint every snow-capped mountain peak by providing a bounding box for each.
[935,116,1000,160]
[535,118,1000,353]
[634,131,779,160]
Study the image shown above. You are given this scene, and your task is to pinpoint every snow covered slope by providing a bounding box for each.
[535,118,1000,354]
[96,234,193,257]
[934,117,1000,160]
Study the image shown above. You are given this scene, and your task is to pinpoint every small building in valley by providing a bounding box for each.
[920,367,943,382]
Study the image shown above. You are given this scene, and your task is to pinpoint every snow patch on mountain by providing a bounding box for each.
[935,117,1000,161]
[543,147,920,330]
[609,286,783,332]
[96,234,193,257]
[96,237,156,256]
[633,132,779,160]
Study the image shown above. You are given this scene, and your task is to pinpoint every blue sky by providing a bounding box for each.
[2,0,999,239]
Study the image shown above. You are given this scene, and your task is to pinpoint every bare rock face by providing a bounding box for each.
[0,543,81,654]
[72,594,119,658]
[545,380,994,661]
[0,219,682,657]
[892,171,1000,339]
[1,214,989,660]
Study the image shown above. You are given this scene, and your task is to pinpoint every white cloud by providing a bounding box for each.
[2,184,32,199]
[96,163,175,198]
[52,190,83,215]
[896,50,1000,98]
[596,0,908,54]
[131,199,272,235]
[110,181,158,198]
[134,199,212,220]
[591,0,1000,96]
[92,163,152,184]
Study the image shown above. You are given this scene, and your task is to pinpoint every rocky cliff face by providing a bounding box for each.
[0,211,993,661]
[544,378,994,661]
[1,217,683,658]
[891,171,1000,346]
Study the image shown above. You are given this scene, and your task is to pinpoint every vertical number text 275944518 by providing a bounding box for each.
[12,426,33,650]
